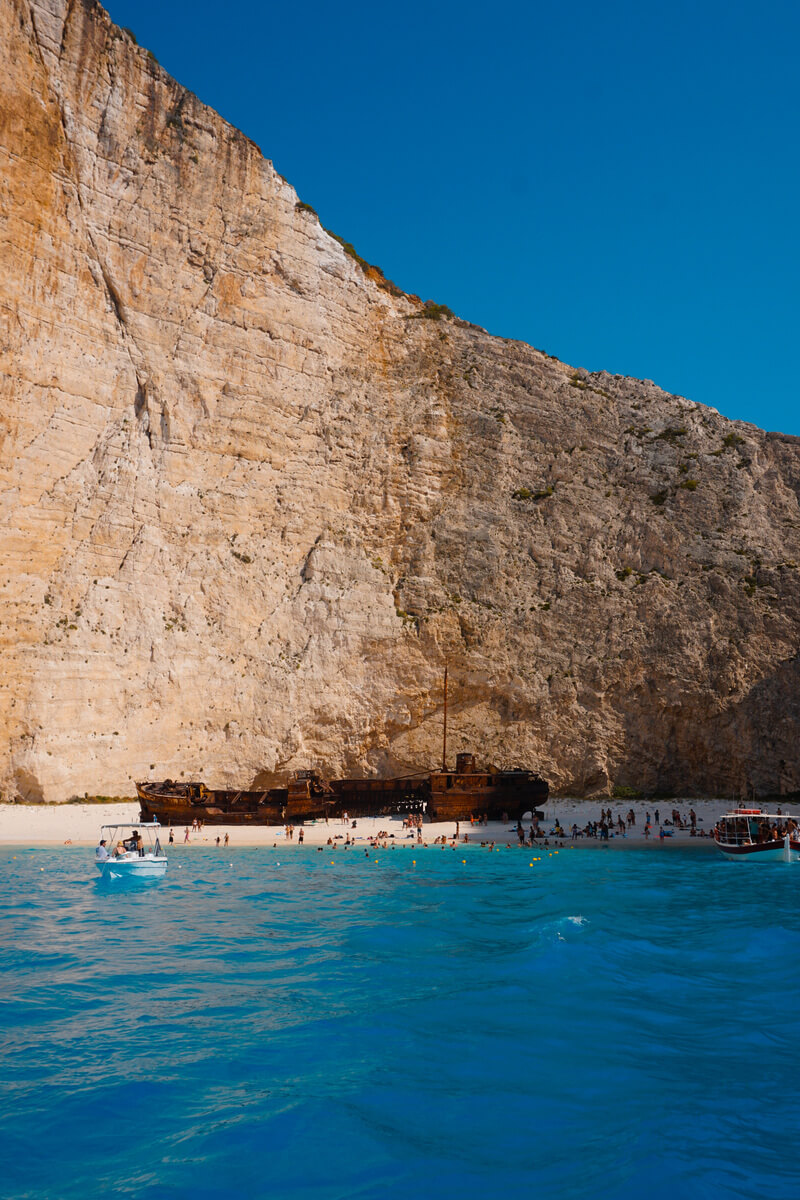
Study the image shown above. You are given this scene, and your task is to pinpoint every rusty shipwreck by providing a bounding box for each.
[136,754,547,826]
[136,671,548,825]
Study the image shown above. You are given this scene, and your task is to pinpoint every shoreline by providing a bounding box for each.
[0,798,739,849]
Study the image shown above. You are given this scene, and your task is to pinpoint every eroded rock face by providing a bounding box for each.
[2,0,800,801]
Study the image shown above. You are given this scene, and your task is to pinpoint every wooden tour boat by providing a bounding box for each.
[713,807,800,861]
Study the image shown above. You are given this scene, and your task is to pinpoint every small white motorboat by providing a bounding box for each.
[713,808,800,862]
[95,822,168,880]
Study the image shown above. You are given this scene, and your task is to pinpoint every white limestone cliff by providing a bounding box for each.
[2,0,799,800]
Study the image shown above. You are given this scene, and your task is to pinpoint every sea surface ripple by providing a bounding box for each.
[1,844,798,1199]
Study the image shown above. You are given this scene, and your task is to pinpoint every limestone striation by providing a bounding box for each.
[2,0,800,801]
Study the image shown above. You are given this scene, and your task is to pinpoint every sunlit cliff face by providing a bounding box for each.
[2,0,800,802]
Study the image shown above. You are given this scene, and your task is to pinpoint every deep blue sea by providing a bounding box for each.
[1,843,798,1200]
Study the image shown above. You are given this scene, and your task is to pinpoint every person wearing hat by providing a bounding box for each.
[95,838,110,862]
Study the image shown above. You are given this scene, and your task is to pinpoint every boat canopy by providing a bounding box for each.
[100,821,162,831]
[99,822,164,853]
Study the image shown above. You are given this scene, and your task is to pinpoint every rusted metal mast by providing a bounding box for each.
[442,663,448,771]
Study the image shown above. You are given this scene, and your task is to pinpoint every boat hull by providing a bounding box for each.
[427,772,548,822]
[137,784,286,826]
[97,856,168,879]
[716,838,800,862]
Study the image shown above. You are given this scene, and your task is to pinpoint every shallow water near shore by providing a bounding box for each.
[1,844,798,1199]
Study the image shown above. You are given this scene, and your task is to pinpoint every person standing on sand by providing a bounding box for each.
[224,832,229,846]
[298,828,304,844]
[184,827,190,843]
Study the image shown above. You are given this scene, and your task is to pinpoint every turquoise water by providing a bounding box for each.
[1,843,798,1199]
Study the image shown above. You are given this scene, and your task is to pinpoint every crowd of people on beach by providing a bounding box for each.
[147,804,724,855]
[558,807,710,841]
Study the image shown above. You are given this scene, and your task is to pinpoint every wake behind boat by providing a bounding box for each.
[713,807,800,862]
[95,822,168,880]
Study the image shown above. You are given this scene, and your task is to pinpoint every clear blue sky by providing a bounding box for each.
[107,0,800,435]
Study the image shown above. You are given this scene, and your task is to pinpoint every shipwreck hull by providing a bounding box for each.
[136,782,288,826]
[136,756,549,826]
[427,772,549,821]
[328,776,428,817]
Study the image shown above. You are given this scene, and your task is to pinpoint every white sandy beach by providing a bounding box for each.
[0,797,747,849]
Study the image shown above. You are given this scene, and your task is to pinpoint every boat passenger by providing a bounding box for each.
[95,838,110,862]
